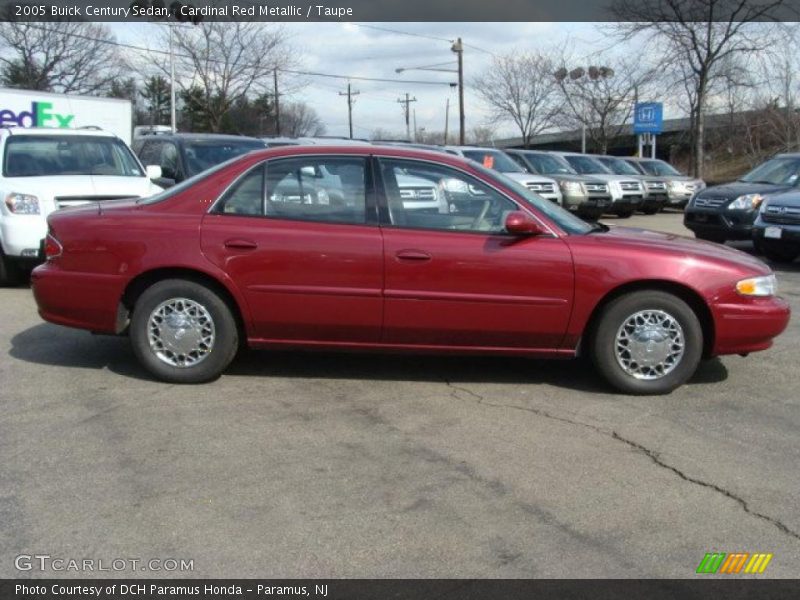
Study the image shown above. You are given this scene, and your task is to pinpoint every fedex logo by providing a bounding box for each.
[0,101,75,128]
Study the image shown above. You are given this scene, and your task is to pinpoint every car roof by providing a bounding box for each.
[1,126,117,138]
[230,144,484,170]
[139,132,265,143]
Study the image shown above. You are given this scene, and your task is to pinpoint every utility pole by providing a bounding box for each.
[396,93,417,141]
[444,97,450,145]
[451,37,465,145]
[413,109,417,142]
[273,68,281,136]
[339,83,360,139]
[169,23,176,133]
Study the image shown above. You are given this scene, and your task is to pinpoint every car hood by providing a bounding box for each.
[589,226,771,274]
[697,181,790,199]
[1,175,161,213]
[577,173,639,183]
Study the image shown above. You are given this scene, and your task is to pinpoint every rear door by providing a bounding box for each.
[201,155,384,343]
[377,157,574,350]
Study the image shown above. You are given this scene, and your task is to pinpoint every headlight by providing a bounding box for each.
[728,193,763,210]
[5,192,40,214]
[736,274,777,296]
[559,181,583,193]
[667,181,682,191]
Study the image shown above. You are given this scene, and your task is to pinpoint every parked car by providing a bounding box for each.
[132,133,267,187]
[505,149,612,220]
[32,145,790,395]
[623,157,705,208]
[684,154,800,243]
[548,151,645,218]
[592,155,668,215]
[0,126,162,285]
[260,136,303,148]
[752,191,800,263]
[442,146,563,206]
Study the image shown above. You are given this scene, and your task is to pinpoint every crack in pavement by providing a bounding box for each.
[443,380,800,543]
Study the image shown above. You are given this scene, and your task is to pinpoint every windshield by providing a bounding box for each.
[470,162,592,235]
[739,157,800,186]
[3,135,144,177]
[462,150,525,173]
[597,156,641,176]
[138,154,247,205]
[184,139,266,176]
[640,160,682,177]
[519,152,577,175]
[562,155,610,175]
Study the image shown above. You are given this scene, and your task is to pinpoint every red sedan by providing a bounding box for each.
[31,146,790,394]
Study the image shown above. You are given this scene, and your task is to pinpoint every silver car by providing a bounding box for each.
[623,157,706,208]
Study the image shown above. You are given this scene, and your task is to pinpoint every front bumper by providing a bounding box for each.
[684,208,757,240]
[0,214,47,259]
[711,295,790,356]
[753,222,800,245]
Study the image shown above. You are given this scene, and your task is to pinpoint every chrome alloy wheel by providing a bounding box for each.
[614,310,685,380]
[147,298,215,368]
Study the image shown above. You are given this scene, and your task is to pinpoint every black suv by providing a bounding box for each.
[684,153,800,243]
[132,133,266,187]
[752,190,800,263]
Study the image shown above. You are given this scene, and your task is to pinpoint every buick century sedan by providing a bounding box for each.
[31,146,790,395]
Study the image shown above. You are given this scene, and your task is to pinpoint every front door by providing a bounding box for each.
[377,158,574,350]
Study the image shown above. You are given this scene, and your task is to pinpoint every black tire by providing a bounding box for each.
[760,245,799,264]
[0,250,23,287]
[130,279,239,383]
[694,232,726,244]
[615,209,634,218]
[590,291,703,395]
[642,205,660,215]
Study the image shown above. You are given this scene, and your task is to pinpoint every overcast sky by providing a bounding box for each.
[114,22,637,140]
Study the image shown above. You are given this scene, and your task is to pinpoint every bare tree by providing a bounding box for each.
[159,22,292,132]
[554,58,656,154]
[0,17,123,94]
[467,125,498,146]
[612,0,787,177]
[473,51,562,147]
[280,102,326,137]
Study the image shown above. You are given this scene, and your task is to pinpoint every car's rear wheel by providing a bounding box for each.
[130,279,239,383]
[615,209,634,218]
[0,250,23,287]
[590,291,703,395]
[642,205,660,215]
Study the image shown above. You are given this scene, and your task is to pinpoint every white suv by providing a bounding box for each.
[0,127,163,284]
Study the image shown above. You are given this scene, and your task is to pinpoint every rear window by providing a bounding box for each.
[3,135,143,177]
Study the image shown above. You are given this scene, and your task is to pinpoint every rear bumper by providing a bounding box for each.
[711,296,791,356]
[31,263,126,333]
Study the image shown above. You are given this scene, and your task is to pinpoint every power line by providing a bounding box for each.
[20,23,456,87]
[348,23,454,43]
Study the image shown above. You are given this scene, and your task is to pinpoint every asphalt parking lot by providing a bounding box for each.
[1,211,799,579]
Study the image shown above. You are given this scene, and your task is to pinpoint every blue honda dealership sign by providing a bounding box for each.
[633,102,663,134]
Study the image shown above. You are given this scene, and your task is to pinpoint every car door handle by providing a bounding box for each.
[224,239,258,250]
[395,249,431,261]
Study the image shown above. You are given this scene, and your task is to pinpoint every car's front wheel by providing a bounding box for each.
[590,291,703,395]
[130,279,239,383]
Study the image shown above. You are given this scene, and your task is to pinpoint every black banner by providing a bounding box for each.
[2,580,800,600]
[1,0,800,22]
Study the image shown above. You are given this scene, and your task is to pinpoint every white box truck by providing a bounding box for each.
[0,87,133,144]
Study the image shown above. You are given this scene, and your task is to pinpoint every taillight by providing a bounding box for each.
[44,233,62,260]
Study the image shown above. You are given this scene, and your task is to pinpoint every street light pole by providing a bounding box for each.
[452,38,465,146]
[169,23,176,133]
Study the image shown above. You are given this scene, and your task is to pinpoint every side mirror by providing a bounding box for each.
[505,211,546,236]
[153,176,177,189]
[146,165,163,180]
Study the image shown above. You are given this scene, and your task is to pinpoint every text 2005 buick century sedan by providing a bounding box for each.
[31,146,790,395]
